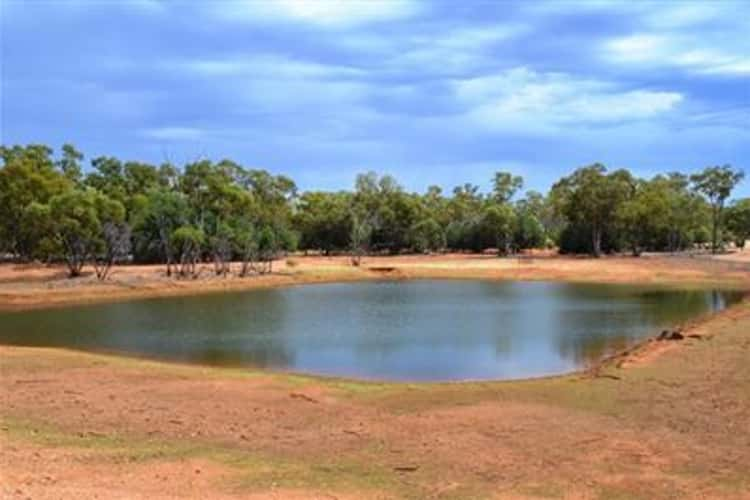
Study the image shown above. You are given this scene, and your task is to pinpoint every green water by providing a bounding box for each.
[0,280,742,381]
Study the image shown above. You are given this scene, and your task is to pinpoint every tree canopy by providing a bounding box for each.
[0,143,745,277]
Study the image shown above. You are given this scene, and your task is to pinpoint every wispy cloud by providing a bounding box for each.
[639,2,725,29]
[141,127,204,141]
[603,33,750,76]
[173,54,365,79]
[205,0,423,28]
[3,0,749,197]
[453,67,683,132]
[381,24,528,75]
[527,0,732,28]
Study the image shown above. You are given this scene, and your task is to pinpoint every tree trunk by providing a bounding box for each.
[631,241,641,257]
[711,206,719,254]
[592,226,602,258]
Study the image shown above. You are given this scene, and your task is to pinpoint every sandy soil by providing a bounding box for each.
[1,252,748,310]
[1,255,750,498]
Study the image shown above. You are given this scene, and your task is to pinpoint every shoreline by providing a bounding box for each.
[1,253,748,311]
[0,254,747,387]
[1,290,746,388]
[3,299,750,498]
[2,254,750,498]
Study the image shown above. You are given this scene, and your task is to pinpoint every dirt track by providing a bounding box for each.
[1,254,750,498]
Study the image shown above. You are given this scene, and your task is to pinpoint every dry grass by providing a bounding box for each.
[0,253,748,311]
[1,255,749,498]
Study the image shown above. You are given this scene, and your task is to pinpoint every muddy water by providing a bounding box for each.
[0,281,742,381]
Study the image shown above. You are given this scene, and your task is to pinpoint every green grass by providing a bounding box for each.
[1,415,414,498]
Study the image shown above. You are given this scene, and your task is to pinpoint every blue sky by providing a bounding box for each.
[1,0,748,196]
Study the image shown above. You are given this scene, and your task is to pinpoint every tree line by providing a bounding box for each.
[0,144,746,278]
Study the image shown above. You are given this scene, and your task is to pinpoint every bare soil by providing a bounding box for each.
[1,254,750,499]
[0,252,748,310]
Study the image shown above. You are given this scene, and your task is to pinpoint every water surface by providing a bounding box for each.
[0,281,742,381]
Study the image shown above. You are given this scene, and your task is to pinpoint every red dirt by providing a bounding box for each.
[1,255,749,498]
[0,253,747,310]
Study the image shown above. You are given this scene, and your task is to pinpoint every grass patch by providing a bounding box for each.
[1,414,411,497]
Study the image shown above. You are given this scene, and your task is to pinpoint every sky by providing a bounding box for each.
[1,0,748,197]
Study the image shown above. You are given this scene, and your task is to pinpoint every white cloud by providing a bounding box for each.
[603,34,750,76]
[603,34,667,63]
[242,78,368,110]
[328,24,527,77]
[207,0,422,28]
[174,54,364,79]
[382,24,527,74]
[640,2,723,29]
[683,106,750,129]
[453,67,683,132]
[527,0,749,77]
[527,0,730,29]
[127,0,167,13]
[38,0,167,14]
[142,127,204,141]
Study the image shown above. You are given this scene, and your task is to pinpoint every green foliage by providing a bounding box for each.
[49,189,106,276]
[691,165,745,253]
[0,144,71,257]
[1,143,746,269]
[349,214,372,265]
[86,156,127,204]
[617,179,669,256]
[725,199,750,248]
[294,191,352,254]
[171,225,205,277]
[58,144,84,184]
[172,225,205,248]
[492,172,523,203]
[132,189,190,269]
[551,164,636,256]
[409,218,446,253]
[513,211,545,251]
[480,204,516,255]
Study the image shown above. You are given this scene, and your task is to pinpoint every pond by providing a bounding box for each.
[0,280,743,381]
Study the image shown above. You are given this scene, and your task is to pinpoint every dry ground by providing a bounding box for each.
[0,252,748,310]
[1,254,750,499]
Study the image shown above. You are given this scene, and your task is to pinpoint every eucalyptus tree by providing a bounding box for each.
[0,144,70,258]
[725,199,750,248]
[492,172,524,203]
[48,189,117,277]
[233,218,258,277]
[351,171,406,253]
[132,189,190,276]
[90,193,130,280]
[409,218,446,253]
[3,141,745,263]
[691,165,745,253]
[513,210,545,251]
[480,204,516,255]
[617,179,669,256]
[255,226,278,274]
[86,156,127,205]
[294,191,352,254]
[57,144,84,184]
[422,185,448,226]
[172,225,205,278]
[445,183,484,252]
[517,190,559,245]
[551,164,635,256]
[349,213,372,266]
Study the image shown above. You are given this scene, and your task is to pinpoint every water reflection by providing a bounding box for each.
[0,281,742,381]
